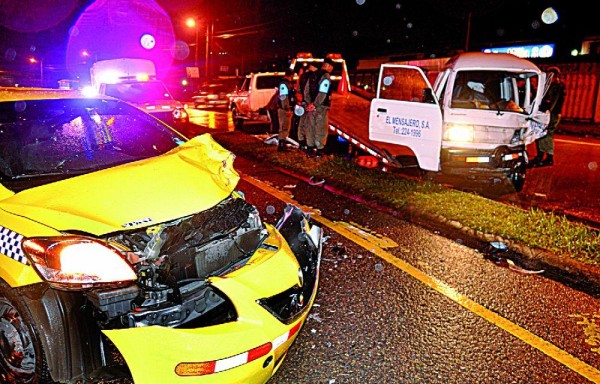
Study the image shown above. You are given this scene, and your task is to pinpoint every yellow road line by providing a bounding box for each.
[242,174,600,382]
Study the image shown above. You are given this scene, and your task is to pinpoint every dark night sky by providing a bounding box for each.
[182,0,597,61]
[0,0,596,84]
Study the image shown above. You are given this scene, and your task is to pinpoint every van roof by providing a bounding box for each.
[445,52,541,72]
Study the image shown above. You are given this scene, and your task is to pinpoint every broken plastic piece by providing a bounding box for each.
[309,176,325,186]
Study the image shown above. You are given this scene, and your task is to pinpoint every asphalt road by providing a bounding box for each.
[226,155,600,383]
[178,108,600,383]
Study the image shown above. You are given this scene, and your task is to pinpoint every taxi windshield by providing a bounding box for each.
[0,98,184,190]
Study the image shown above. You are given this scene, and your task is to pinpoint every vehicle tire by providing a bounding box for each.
[0,281,52,384]
[509,171,525,192]
[231,105,244,129]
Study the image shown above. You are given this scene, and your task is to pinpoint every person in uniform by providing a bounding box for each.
[304,57,334,158]
[296,62,318,152]
[276,69,296,152]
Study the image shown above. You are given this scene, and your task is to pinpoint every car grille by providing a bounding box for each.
[89,196,266,328]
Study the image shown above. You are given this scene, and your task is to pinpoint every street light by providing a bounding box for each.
[185,17,199,68]
[28,57,43,87]
[186,17,212,80]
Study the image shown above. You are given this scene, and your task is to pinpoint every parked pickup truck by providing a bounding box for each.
[228,72,284,128]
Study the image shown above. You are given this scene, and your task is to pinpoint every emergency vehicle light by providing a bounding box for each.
[136,73,150,81]
[97,70,121,85]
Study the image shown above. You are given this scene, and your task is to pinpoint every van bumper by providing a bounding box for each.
[441,145,527,178]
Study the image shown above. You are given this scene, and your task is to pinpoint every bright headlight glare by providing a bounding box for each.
[445,124,474,142]
[22,236,136,288]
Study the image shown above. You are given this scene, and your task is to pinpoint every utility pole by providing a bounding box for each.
[205,21,213,79]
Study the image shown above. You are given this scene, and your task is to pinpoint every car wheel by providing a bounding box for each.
[0,281,51,384]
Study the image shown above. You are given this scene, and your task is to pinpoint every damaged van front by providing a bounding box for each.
[369,52,550,191]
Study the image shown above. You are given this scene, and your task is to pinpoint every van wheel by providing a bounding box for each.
[0,282,51,384]
[508,171,525,192]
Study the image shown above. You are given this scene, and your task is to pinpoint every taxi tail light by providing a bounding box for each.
[175,342,272,376]
[22,236,136,289]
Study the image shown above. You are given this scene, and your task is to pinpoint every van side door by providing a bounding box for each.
[369,64,443,171]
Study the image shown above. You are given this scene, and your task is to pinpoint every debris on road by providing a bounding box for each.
[484,241,545,274]
[309,176,326,186]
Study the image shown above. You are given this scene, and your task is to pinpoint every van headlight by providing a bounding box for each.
[445,124,474,143]
[22,236,136,290]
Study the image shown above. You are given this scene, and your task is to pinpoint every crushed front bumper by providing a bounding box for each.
[102,204,322,384]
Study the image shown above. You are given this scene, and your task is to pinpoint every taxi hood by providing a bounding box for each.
[0,134,240,236]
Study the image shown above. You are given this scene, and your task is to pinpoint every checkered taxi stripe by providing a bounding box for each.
[0,226,27,265]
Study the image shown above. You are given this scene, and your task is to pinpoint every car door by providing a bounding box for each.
[369,64,443,171]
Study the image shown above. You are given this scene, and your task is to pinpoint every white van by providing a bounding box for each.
[369,52,550,191]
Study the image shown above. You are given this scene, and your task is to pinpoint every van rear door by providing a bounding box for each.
[369,64,443,171]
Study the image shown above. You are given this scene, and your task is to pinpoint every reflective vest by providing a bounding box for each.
[316,70,332,107]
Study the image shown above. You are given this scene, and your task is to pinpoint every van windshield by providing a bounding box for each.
[450,70,536,113]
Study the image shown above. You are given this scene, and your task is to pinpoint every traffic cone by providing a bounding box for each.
[337,73,349,97]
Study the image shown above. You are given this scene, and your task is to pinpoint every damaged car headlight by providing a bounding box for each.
[22,236,136,289]
[445,123,474,143]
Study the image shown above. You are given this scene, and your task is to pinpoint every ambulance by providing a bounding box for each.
[368,52,551,191]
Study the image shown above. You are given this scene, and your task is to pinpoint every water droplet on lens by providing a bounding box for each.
[4,48,16,61]
[266,205,275,215]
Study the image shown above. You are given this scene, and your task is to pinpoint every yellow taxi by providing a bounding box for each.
[0,87,322,383]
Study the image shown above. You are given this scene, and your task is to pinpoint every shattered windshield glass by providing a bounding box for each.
[0,98,184,189]
[450,70,535,113]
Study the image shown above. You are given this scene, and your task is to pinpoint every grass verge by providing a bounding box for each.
[215,132,600,265]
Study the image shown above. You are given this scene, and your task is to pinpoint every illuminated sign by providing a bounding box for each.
[482,44,555,58]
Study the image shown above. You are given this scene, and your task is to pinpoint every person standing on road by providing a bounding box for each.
[529,66,566,167]
[276,69,296,152]
[296,62,319,152]
[304,57,334,158]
